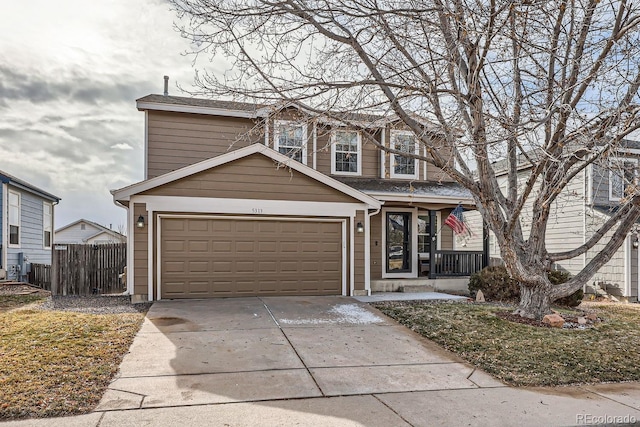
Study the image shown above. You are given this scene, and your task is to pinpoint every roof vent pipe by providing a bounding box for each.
[163,76,169,96]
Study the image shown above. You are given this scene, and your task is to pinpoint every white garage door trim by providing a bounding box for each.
[156,214,348,300]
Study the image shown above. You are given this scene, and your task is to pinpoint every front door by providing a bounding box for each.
[386,212,411,273]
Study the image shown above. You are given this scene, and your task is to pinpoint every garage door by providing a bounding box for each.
[160,217,343,298]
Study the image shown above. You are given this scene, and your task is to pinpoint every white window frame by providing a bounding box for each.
[609,157,638,201]
[331,130,362,176]
[390,130,419,179]
[43,202,52,249]
[8,190,20,248]
[273,120,307,165]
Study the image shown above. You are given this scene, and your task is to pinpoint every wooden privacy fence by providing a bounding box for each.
[49,243,127,295]
[29,263,52,288]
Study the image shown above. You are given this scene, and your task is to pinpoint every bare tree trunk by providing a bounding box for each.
[513,284,552,320]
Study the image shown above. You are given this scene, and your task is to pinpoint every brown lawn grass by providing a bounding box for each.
[374,301,640,386]
[0,297,145,420]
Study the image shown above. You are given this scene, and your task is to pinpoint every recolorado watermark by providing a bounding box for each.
[576,413,637,425]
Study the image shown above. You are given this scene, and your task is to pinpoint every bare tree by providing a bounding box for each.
[170,0,640,319]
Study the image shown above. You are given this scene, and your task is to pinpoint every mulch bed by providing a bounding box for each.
[495,309,602,329]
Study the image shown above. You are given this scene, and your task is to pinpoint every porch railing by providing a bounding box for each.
[429,250,485,278]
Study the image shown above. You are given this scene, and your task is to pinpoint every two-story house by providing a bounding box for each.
[112,92,487,302]
[464,141,640,302]
[0,170,60,281]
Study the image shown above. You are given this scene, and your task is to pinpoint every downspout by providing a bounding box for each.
[1,183,7,271]
[365,206,382,295]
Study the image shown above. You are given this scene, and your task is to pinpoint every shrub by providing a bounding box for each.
[548,270,584,307]
[468,266,519,302]
[469,267,584,306]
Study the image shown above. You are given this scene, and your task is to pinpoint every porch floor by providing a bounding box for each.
[353,292,470,303]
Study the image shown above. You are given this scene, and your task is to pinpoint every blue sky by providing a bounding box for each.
[0,0,202,232]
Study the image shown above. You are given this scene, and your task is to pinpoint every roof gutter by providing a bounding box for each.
[136,101,258,119]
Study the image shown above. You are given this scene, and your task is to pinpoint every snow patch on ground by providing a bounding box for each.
[279,303,384,325]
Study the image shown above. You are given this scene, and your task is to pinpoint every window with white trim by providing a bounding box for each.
[390,130,418,179]
[331,130,361,175]
[43,202,52,249]
[609,157,638,201]
[8,191,20,246]
[274,121,307,164]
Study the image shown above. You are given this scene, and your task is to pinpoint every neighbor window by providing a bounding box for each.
[331,130,361,175]
[43,202,52,249]
[390,130,418,178]
[274,121,307,164]
[8,191,20,246]
[609,158,638,201]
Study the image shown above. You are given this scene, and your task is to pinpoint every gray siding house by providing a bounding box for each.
[1,170,60,281]
[55,219,126,245]
[465,141,640,302]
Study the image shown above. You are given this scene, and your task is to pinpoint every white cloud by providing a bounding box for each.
[0,0,200,230]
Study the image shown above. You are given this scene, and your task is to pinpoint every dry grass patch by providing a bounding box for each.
[374,301,640,387]
[0,297,145,420]
[0,295,46,312]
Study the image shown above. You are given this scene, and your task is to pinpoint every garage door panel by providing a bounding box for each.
[188,261,210,273]
[236,241,256,252]
[212,241,232,252]
[188,220,210,232]
[161,218,343,298]
[164,240,186,252]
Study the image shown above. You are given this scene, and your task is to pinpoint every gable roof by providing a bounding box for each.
[136,94,442,131]
[55,218,126,239]
[0,169,60,202]
[112,144,382,208]
[335,177,474,207]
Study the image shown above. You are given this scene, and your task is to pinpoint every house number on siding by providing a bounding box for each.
[252,208,263,214]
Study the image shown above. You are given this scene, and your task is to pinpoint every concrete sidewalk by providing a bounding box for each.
[3,296,640,426]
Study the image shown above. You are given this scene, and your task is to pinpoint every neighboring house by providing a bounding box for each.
[55,219,126,245]
[464,141,640,302]
[0,170,60,281]
[112,93,488,302]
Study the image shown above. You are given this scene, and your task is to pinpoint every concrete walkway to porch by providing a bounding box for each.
[3,296,640,426]
[353,291,470,303]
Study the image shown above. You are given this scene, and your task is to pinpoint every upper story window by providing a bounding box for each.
[8,191,20,246]
[390,130,418,179]
[43,202,52,249]
[274,120,307,164]
[331,130,361,175]
[609,157,638,201]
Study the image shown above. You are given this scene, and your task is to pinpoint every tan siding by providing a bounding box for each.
[370,212,383,280]
[142,154,361,204]
[425,161,451,182]
[133,203,148,296]
[315,129,332,175]
[147,111,260,178]
[439,209,454,250]
[354,211,365,291]
[361,131,381,178]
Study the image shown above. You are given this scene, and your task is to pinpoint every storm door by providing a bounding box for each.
[386,212,411,273]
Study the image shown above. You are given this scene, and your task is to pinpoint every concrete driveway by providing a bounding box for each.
[89,296,640,426]
[97,297,499,415]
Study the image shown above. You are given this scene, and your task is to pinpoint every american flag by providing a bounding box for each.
[444,205,470,236]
